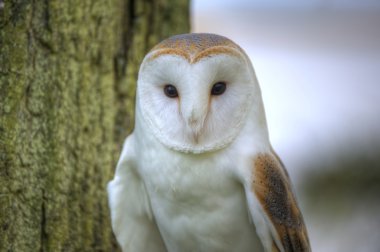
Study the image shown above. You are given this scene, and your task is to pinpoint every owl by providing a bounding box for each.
[108,33,310,252]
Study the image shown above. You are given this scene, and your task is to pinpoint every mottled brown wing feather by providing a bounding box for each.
[252,153,311,252]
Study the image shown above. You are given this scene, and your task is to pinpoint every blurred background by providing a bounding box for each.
[192,1,380,251]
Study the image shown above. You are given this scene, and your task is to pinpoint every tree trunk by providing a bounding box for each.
[0,1,189,251]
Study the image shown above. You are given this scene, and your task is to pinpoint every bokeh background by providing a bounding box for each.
[192,1,380,251]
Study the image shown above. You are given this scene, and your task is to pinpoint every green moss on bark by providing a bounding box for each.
[0,0,189,251]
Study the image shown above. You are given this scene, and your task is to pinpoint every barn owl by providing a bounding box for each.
[108,33,310,252]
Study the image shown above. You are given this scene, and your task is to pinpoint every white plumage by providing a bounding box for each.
[108,33,310,252]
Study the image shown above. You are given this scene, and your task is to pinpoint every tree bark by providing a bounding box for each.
[0,1,189,251]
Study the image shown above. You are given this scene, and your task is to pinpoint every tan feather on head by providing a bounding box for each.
[149,33,246,63]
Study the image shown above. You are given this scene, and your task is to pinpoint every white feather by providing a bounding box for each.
[107,136,167,251]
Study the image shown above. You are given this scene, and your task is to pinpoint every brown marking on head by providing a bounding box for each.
[148,33,245,63]
[252,153,311,251]
[149,48,191,62]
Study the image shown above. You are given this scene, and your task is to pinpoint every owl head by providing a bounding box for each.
[136,33,268,153]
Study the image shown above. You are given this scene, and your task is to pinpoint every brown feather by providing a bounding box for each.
[148,33,245,63]
[252,153,311,252]
[272,241,281,252]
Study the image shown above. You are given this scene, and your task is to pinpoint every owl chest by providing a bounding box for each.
[137,149,261,251]
[139,150,234,205]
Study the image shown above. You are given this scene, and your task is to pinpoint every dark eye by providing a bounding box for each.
[211,82,226,95]
[164,84,178,98]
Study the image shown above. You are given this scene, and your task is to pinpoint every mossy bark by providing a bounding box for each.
[0,1,189,251]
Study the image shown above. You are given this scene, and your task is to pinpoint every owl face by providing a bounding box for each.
[136,34,264,153]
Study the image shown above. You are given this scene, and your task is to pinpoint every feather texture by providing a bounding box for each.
[251,153,310,251]
[107,136,166,252]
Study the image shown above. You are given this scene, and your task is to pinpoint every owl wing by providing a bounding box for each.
[107,135,166,252]
[242,152,311,252]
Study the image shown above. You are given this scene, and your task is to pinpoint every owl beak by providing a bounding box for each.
[184,106,208,143]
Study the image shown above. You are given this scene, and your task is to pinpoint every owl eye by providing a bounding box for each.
[164,84,178,98]
[211,82,226,95]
